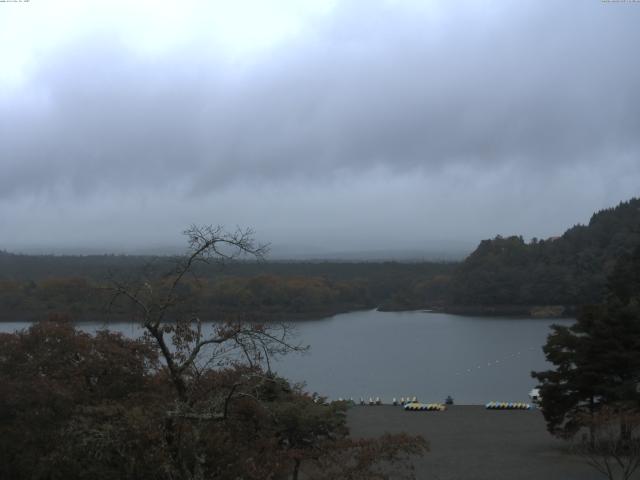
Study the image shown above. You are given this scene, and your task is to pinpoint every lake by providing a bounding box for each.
[0,309,572,404]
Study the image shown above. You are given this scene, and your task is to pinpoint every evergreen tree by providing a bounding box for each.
[532,244,640,439]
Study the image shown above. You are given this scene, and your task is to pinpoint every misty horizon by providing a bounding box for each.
[1,241,474,261]
[2,196,634,260]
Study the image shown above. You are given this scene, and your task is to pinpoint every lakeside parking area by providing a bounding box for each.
[347,405,611,480]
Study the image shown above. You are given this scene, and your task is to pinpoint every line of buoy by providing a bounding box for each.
[341,396,456,407]
[485,401,531,410]
[350,396,423,406]
[454,348,540,377]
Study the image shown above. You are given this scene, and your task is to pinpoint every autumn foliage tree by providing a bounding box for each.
[0,319,427,479]
[0,315,159,479]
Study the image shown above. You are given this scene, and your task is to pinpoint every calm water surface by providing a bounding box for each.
[1,310,573,404]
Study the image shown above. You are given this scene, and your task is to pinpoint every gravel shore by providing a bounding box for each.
[347,405,617,480]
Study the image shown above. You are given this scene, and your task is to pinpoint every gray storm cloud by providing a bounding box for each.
[1,0,639,254]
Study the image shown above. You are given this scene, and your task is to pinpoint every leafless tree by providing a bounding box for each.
[573,406,640,480]
[108,224,305,404]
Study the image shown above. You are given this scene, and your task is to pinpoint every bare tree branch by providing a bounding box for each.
[105,225,301,406]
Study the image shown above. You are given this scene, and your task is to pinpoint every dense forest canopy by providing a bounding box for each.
[449,198,640,310]
[0,253,454,320]
[1,197,639,320]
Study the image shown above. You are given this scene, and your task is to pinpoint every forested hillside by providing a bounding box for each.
[448,198,640,312]
[0,253,454,321]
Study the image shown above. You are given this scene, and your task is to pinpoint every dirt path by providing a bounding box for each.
[347,405,620,480]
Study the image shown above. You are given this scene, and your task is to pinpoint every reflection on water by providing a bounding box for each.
[0,310,572,404]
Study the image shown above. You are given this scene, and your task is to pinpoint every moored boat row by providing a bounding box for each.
[485,401,531,410]
[333,394,537,411]
[404,402,446,411]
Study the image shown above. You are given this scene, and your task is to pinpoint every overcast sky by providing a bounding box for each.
[1,0,639,257]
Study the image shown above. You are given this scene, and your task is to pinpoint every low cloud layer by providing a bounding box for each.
[1,0,639,256]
